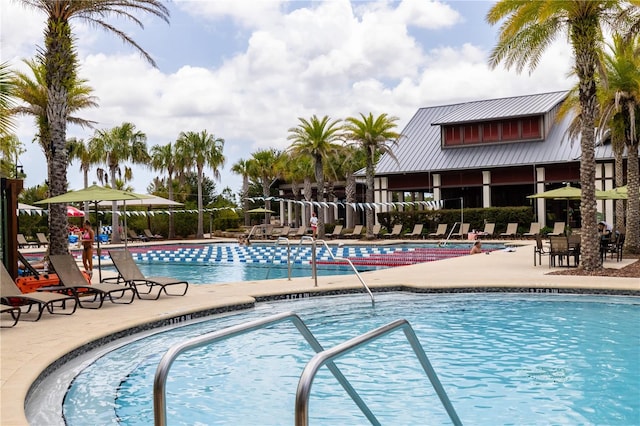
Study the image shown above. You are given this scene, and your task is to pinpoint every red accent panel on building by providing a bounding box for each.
[545,163,580,182]
[387,174,432,190]
[491,167,535,184]
[440,171,482,187]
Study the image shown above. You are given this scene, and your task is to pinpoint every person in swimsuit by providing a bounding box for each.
[81,220,95,276]
[309,212,318,238]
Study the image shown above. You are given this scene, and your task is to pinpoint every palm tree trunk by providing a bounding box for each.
[624,143,639,253]
[315,156,325,238]
[345,172,356,229]
[365,153,375,239]
[197,166,204,239]
[168,173,175,239]
[110,168,121,243]
[614,147,625,231]
[44,18,73,255]
[571,20,600,271]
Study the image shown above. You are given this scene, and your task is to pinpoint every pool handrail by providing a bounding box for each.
[295,318,462,426]
[313,239,375,306]
[265,237,292,280]
[440,221,460,247]
[153,311,380,426]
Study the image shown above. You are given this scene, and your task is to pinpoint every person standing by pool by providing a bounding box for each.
[81,220,95,276]
[310,212,318,238]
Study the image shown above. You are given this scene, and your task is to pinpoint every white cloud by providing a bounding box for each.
[8,0,575,197]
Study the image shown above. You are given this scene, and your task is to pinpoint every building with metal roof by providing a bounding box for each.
[373,91,620,227]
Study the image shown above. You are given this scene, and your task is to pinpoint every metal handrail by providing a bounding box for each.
[295,319,462,426]
[265,237,292,280]
[314,239,375,306]
[440,221,459,247]
[153,312,379,426]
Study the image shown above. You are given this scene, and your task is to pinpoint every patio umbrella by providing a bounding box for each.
[97,194,184,231]
[36,185,152,282]
[66,206,85,217]
[527,184,610,224]
[247,207,275,213]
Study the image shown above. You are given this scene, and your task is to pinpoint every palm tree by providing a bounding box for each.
[14,0,169,255]
[0,134,25,178]
[11,57,98,252]
[599,34,640,253]
[67,137,101,214]
[486,1,638,271]
[246,149,283,226]
[150,142,178,238]
[0,62,16,137]
[343,113,401,239]
[91,122,149,243]
[175,130,225,239]
[339,144,367,229]
[287,115,343,239]
[231,158,252,227]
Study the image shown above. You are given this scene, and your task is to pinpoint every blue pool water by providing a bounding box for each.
[62,293,640,425]
[99,242,505,284]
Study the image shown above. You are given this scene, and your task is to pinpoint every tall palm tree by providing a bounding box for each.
[15,0,169,255]
[231,158,252,227]
[0,135,25,178]
[246,149,282,226]
[150,142,178,238]
[91,122,149,243]
[599,34,640,253]
[343,113,401,239]
[486,1,638,271]
[67,137,100,214]
[339,144,367,229]
[287,115,343,239]
[0,62,16,137]
[175,130,225,239]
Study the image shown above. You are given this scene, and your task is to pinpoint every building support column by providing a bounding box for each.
[596,162,614,224]
[433,174,441,204]
[374,177,388,225]
[482,171,491,208]
[536,167,546,227]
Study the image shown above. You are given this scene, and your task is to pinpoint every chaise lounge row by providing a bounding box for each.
[0,249,189,327]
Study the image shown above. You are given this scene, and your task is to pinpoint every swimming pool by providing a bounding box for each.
[101,242,506,284]
[47,293,639,425]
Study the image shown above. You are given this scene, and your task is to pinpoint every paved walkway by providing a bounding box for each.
[1,239,638,425]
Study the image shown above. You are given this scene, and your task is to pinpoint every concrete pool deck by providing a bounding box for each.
[1,238,638,425]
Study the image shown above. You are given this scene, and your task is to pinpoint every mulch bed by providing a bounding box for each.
[548,257,640,278]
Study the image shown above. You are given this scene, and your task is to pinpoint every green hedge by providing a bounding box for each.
[377,206,534,235]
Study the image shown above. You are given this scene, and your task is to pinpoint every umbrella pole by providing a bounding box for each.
[95,200,102,283]
[124,201,128,249]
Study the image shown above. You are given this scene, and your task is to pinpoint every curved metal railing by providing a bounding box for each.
[295,318,462,426]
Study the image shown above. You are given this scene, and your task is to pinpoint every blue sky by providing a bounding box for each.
[2,0,574,197]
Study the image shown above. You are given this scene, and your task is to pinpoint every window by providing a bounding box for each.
[444,126,462,145]
[501,119,520,140]
[521,117,541,139]
[482,122,500,142]
[464,125,481,144]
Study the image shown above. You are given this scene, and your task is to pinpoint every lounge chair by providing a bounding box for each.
[36,232,49,247]
[371,224,383,238]
[0,302,21,327]
[0,263,78,321]
[326,224,343,239]
[109,250,189,300]
[522,223,541,238]
[270,226,290,239]
[452,223,470,239]
[128,229,146,242]
[428,224,448,239]
[499,223,518,239]
[288,226,308,238]
[477,223,495,239]
[344,224,364,239]
[17,233,38,248]
[143,229,163,240]
[547,222,566,237]
[384,224,403,239]
[48,254,136,309]
[405,224,424,239]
